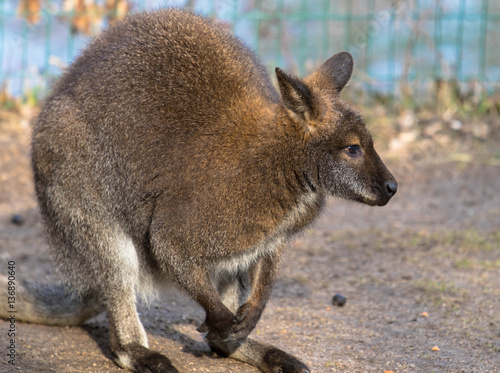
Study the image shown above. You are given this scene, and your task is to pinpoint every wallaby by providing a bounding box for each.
[1,8,397,373]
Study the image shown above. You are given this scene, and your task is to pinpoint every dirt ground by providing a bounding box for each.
[0,109,499,372]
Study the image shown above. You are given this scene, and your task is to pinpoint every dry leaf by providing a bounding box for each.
[17,0,41,24]
[106,0,130,22]
[63,0,100,35]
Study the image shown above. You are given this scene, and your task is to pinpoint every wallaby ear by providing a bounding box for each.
[319,52,353,93]
[275,67,317,121]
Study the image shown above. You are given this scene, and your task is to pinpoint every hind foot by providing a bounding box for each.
[260,348,310,373]
[208,337,310,373]
[115,343,179,373]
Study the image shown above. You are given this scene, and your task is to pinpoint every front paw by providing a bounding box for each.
[261,348,310,373]
[197,309,235,342]
[198,303,264,344]
[228,302,263,340]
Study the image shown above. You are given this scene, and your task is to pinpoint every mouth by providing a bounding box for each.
[352,186,395,207]
[360,196,384,206]
[374,197,391,207]
[349,192,380,206]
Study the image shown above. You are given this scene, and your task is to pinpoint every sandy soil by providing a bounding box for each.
[0,109,499,372]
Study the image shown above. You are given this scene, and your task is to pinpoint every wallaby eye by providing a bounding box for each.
[345,145,361,156]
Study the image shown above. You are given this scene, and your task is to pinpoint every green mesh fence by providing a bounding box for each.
[1,0,499,106]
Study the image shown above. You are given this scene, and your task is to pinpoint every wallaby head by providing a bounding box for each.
[275,52,397,206]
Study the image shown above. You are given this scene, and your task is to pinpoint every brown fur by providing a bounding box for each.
[20,8,397,373]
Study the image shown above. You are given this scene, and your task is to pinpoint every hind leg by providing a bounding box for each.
[222,339,310,373]
[66,230,178,372]
[211,254,310,373]
[71,230,178,372]
[39,191,178,372]
[81,231,178,373]
[105,285,178,372]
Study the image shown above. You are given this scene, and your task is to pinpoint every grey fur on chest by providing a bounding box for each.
[213,191,323,277]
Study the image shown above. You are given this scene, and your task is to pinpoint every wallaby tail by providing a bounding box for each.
[0,275,104,326]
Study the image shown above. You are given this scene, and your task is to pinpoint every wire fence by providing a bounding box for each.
[2,0,499,107]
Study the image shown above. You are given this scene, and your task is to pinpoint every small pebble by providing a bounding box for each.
[11,214,25,226]
[332,294,347,307]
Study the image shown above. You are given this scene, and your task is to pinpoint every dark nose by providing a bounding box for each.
[385,180,398,197]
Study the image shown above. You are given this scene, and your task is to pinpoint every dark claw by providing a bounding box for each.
[232,313,246,324]
[197,323,209,333]
[234,303,251,323]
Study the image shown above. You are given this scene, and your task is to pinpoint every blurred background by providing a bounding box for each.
[2,0,499,112]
